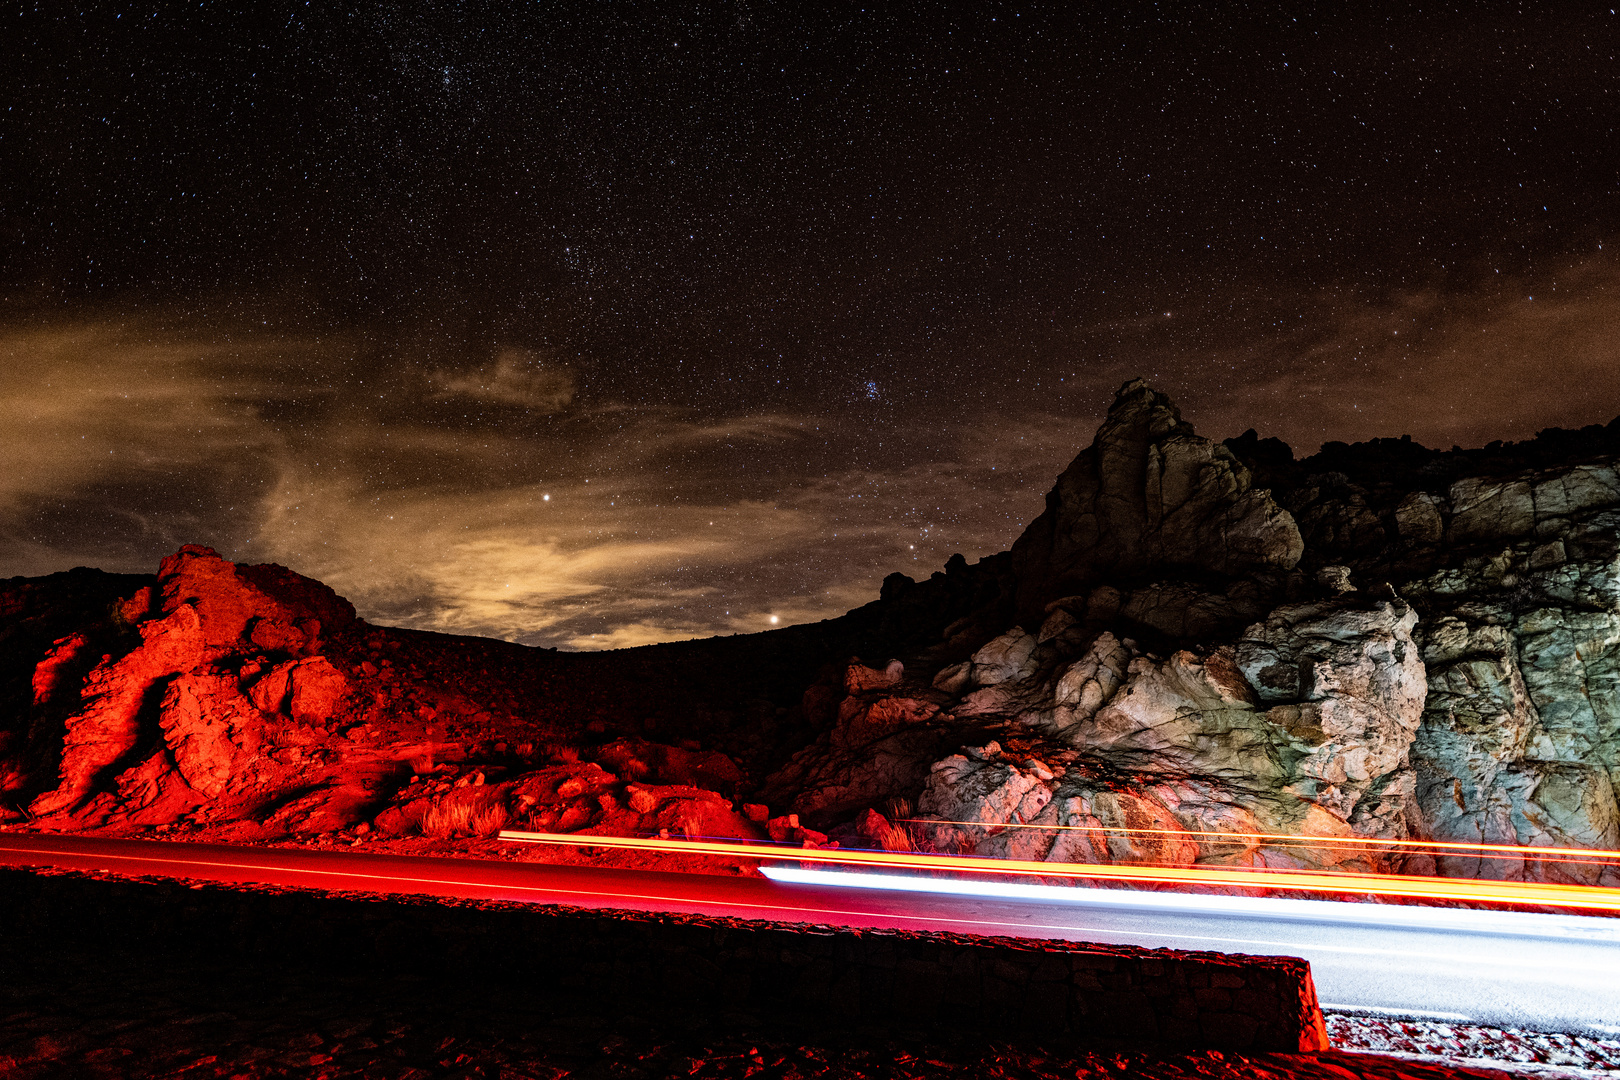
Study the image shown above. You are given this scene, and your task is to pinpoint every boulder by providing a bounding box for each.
[591,738,745,797]
[968,630,1037,686]
[916,748,1053,857]
[630,785,761,840]
[845,659,905,693]
[1234,596,1427,823]
[760,684,950,824]
[30,633,92,709]
[156,545,355,656]
[286,657,351,726]
[1044,790,1201,868]
[109,750,208,826]
[1048,631,1132,737]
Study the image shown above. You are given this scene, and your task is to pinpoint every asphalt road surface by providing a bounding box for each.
[1,834,1616,1039]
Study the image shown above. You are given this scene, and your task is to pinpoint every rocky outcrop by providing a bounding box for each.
[370,758,763,844]
[1009,379,1303,626]
[771,381,1620,883]
[29,604,207,817]
[891,593,1428,872]
[758,661,955,821]
[157,545,356,654]
[1390,474,1620,879]
[21,548,381,828]
[1,545,766,847]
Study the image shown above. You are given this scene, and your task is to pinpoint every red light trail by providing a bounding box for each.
[497,830,1620,912]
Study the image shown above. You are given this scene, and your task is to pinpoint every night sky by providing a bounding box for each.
[5,3,1620,648]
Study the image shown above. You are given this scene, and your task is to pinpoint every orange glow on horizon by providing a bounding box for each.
[497,829,1620,913]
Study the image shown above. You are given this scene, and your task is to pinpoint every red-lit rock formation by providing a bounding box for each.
[0,545,765,847]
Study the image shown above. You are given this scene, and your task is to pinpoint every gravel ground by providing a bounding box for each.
[1326,1013,1620,1075]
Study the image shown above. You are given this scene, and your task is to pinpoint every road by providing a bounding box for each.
[1,833,1617,1038]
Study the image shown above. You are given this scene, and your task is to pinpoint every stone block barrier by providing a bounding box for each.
[0,866,1329,1052]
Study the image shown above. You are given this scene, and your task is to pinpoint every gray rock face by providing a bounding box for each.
[1234,598,1426,826]
[917,746,1054,859]
[779,381,1620,883]
[1395,466,1620,879]
[1050,631,1131,738]
[903,594,1427,872]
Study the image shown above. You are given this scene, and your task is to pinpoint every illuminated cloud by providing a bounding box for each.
[1261,259,1620,449]
[0,319,313,573]
[429,347,576,411]
[250,461,821,647]
[5,263,1620,651]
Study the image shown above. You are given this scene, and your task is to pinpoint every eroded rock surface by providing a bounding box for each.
[1010,379,1303,626]
[759,661,952,821]
[888,593,1428,872]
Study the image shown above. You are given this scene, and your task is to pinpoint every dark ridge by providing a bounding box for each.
[1225,417,1620,502]
[1223,428,1298,493]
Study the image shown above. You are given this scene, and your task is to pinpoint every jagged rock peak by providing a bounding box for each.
[1009,379,1303,620]
[156,545,357,654]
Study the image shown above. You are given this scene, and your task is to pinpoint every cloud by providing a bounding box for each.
[233,400,1092,649]
[429,347,576,411]
[247,459,824,645]
[0,323,276,504]
[24,263,1620,655]
[1269,259,1620,450]
[0,315,1108,649]
[0,319,320,574]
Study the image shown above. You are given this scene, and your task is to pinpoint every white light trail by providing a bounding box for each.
[759,867,1620,942]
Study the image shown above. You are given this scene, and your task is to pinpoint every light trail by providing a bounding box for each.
[898,818,1620,865]
[497,829,1620,912]
[759,867,1620,944]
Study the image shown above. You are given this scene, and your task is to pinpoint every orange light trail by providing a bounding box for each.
[900,819,1620,863]
[497,829,1620,913]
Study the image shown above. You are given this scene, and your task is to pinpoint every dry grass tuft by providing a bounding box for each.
[421,792,510,838]
[876,797,921,853]
[542,742,580,764]
[675,810,705,840]
[875,821,917,853]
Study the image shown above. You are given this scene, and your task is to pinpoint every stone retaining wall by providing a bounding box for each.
[0,866,1329,1052]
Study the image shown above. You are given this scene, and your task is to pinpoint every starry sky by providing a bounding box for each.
[5,3,1620,648]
